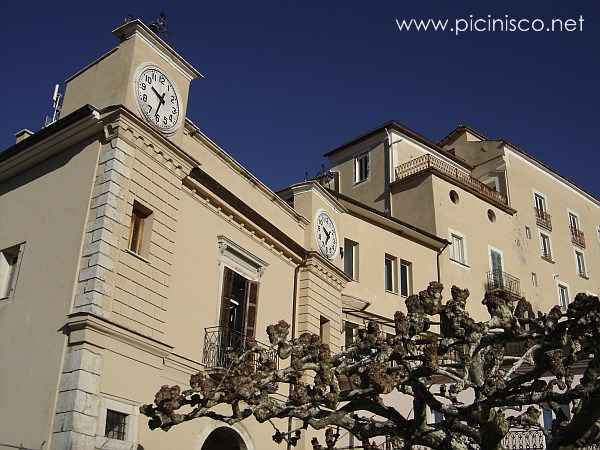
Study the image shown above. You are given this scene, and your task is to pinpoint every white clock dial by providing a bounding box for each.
[315,210,338,260]
[135,66,181,133]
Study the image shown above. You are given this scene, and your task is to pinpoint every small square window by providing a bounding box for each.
[0,243,24,300]
[105,409,128,441]
[354,153,369,183]
[128,201,153,256]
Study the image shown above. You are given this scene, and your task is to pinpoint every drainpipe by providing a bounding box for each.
[384,128,404,217]
[287,257,306,450]
[384,128,392,215]
[436,241,450,283]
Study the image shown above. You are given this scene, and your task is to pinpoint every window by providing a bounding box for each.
[483,176,500,192]
[343,239,359,280]
[384,254,397,293]
[344,321,359,349]
[320,316,330,344]
[543,406,553,430]
[220,267,259,338]
[105,409,128,441]
[354,152,369,183]
[399,260,412,297]
[128,201,153,256]
[540,233,553,261]
[534,193,547,213]
[558,284,569,309]
[0,243,23,300]
[449,233,466,265]
[569,212,580,231]
[525,226,532,239]
[576,251,587,278]
[449,190,460,204]
[531,272,538,287]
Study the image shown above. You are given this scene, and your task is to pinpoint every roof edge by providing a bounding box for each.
[324,120,472,170]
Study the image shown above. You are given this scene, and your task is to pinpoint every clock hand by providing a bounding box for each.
[156,93,166,115]
[151,87,167,116]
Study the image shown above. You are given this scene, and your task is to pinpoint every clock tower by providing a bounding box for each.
[60,19,202,144]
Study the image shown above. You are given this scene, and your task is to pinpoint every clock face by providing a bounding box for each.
[315,210,338,260]
[135,65,181,133]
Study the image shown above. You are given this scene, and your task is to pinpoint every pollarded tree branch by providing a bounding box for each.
[141,283,600,450]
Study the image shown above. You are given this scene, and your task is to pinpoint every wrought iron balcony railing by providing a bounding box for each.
[502,430,546,450]
[394,154,509,208]
[202,326,278,370]
[570,226,586,248]
[534,207,552,231]
[486,270,521,298]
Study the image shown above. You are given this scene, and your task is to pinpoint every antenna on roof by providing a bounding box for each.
[43,84,62,127]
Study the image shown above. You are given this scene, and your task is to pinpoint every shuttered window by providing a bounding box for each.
[245,281,259,338]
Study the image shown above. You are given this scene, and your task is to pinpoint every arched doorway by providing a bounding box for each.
[201,426,248,450]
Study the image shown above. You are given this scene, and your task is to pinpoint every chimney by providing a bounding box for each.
[15,129,34,144]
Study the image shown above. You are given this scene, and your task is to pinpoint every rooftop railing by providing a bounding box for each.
[394,154,509,208]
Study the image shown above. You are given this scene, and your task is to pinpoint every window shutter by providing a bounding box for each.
[219,268,234,328]
[245,281,259,338]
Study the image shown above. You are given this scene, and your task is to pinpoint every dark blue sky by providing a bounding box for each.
[1,1,598,196]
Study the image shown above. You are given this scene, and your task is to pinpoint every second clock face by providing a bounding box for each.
[315,210,338,260]
[135,66,181,133]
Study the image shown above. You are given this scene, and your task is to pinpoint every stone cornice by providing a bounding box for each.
[184,118,310,228]
[65,312,174,357]
[183,176,303,265]
[0,105,103,182]
[112,20,202,80]
[303,251,351,290]
[64,312,205,374]
[100,106,198,179]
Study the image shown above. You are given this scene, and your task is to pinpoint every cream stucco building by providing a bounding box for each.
[0,19,598,450]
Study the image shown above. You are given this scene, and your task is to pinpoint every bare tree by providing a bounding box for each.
[141,282,600,450]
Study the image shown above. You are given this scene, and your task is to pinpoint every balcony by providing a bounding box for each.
[503,430,546,450]
[486,270,521,298]
[534,207,552,231]
[394,154,511,211]
[571,226,586,248]
[202,326,278,371]
[502,430,600,450]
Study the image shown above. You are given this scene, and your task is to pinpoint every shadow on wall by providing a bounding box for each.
[0,136,97,197]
